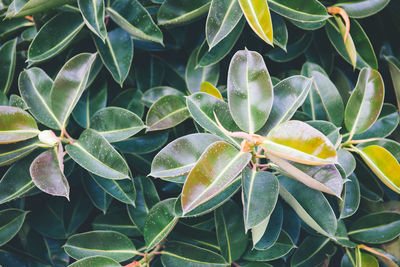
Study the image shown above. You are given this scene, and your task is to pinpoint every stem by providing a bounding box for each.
[136,242,165,266]
[232,262,241,267]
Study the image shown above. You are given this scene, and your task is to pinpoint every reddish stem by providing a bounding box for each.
[327,6,350,41]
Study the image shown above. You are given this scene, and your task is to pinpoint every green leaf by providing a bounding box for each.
[228,49,273,133]
[5,0,75,18]
[50,53,97,129]
[186,47,219,94]
[291,236,336,267]
[146,95,190,131]
[72,77,107,129]
[242,168,278,230]
[206,0,243,49]
[111,89,144,118]
[30,149,69,199]
[28,12,85,63]
[18,68,63,129]
[134,54,165,91]
[0,17,33,40]
[172,223,219,251]
[268,0,329,23]
[271,12,288,50]
[266,33,312,63]
[114,131,168,154]
[157,0,212,26]
[384,56,400,112]
[349,19,377,70]
[335,0,391,18]
[92,210,141,237]
[0,137,38,167]
[338,148,356,177]
[238,0,273,45]
[90,173,136,205]
[0,38,17,94]
[0,209,28,246]
[143,198,178,250]
[150,133,221,178]
[340,174,360,219]
[142,86,185,107]
[90,107,145,143]
[108,0,163,44]
[278,175,337,237]
[181,141,251,214]
[243,230,294,261]
[78,0,107,41]
[258,75,312,135]
[66,129,130,180]
[345,68,384,137]
[215,200,248,262]
[348,212,400,243]
[0,106,39,144]
[263,120,337,165]
[161,241,227,266]
[81,170,112,213]
[64,230,137,262]
[69,256,121,267]
[93,28,133,86]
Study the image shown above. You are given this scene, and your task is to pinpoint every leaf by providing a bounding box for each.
[66,129,130,180]
[0,209,28,246]
[335,0,391,18]
[263,120,337,165]
[0,38,17,94]
[30,149,69,199]
[64,230,137,262]
[258,75,312,135]
[108,0,163,44]
[157,0,212,26]
[242,168,278,230]
[143,198,178,250]
[271,12,288,51]
[90,107,145,143]
[348,212,400,243]
[0,106,39,144]
[214,200,248,262]
[28,12,85,63]
[146,95,190,131]
[228,49,273,133]
[306,120,342,148]
[206,0,243,48]
[69,256,121,267]
[93,28,133,87]
[78,0,107,41]
[111,89,144,118]
[291,236,336,267]
[340,174,360,219]
[338,149,356,177]
[92,210,141,237]
[114,131,168,154]
[161,241,227,266]
[134,54,165,91]
[72,77,107,128]
[238,0,273,45]
[355,145,400,194]
[90,173,136,205]
[243,230,294,261]
[50,53,97,129]
[5,0,76,18]
[350,19,378,70]
[278,175,337,237]
[200,82,223,100]
[357,251,379,267]
[0,137,38,167]
[81,170,112,213]
[345,68,384,137]
[268,0,329,22]
[384,56,400,113]
[266,33,312,63]
[142,86,185,107]
[172,223,219,251]
[185,47,219,94]
[181,141,251,214]
[150,133,221,178]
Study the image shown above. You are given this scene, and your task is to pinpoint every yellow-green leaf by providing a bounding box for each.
[200,81,223,100]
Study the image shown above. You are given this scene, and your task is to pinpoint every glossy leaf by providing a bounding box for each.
[81,171,112,213]
[0,137,38,167]
[150,133,221,178]
[134,54,165,91]
[0,38,17,94]
[338,149,356,178]
[348,212,400,243]
[335,0,391,18]
[340,174,360,219]
[0,209,28,246]
[291,236,336,267]
[5,0,74,18]
[142,86,185,107]
[271,12,288,50]
[350,19,378,70]
[78,0,107,41]
[146,95,190,131]
[181,141,251,214]
[0,106,39,144]
[345,68,384,137]
[64,231,137,261]
[259,75,312,135]
[66,129,130,180]
[238,0,273,45]
[30,149,69,199]
[228,49,273,133]
[90,107,145,143]
[143,198,178,250]
[28,12,85,63]
[50,53,97,129]
[268,0,329,23]
[242,168,278,230]
[157,0,212,26]
[69,256,121,267]
[90,173,136,205]
[206,0,243,48]
[108,0,163,44]
[93,28,133,86]
[278,176,337,237]
[114,131,168,154]
[111,89,144,117]
[263,120,338,165]
[267,33,313,63]
[200,81,223,100]
[92,210,141,237]
[384,56,400,112]
[214,200,247,262]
